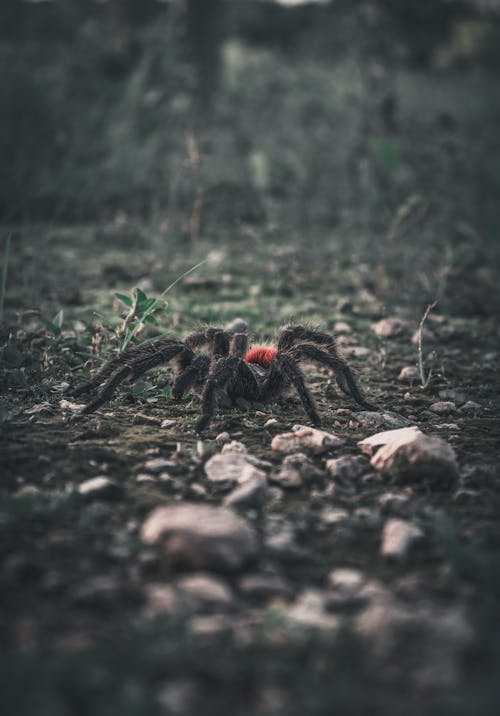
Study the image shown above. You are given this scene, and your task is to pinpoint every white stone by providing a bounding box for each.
[381,519,423,558]
[271,425,345,455]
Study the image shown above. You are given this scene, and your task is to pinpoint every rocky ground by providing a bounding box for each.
[1,226,500,716]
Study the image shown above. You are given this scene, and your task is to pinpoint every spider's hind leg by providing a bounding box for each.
[291,343,377,411]
[262,354,322,426]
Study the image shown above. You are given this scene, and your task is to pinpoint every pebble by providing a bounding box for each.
[429,401,456,415]
[215,432,231,444]
[144,457,177,474]
[221,440,247,454]
[271,425,345,455]
[78,477,124,501]
[238,573,291,600]
[372,318,406,338]
[350,411,411,430]
[320,507,349,525]
[327,568,365,591]
[398,366,420,384]
[359,426,459,484]
[326,455,367,481]
[381,519,423,558]
[175,573,234,611]
[272,452,322,488]
[459,400,481,413]
[286,589,339,630]
[223,472,267,508]
[141,503,258,572]
[205,452,264,484]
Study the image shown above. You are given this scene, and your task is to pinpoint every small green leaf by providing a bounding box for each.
[53,309,64,329]
[144,315,158,324]
[40,317,60,335]
[115,292,133,307]
[134,288,148,304]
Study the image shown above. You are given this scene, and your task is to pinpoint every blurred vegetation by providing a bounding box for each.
[1,0,499,244]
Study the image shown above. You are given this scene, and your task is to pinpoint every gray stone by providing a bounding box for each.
[372,318,406,338]
[273,452,322,488]
[381,519,423,558]
[398,366,420,384]
[325,455,366,481]
[271,425,345,455]
[223,472,267,508]
[430,401,457,415]
[141,503,258,572]
[359,427,459,484]
[78,477,124,501]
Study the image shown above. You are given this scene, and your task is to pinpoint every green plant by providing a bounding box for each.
[115,259,206,351]
[38,308,64,336]
[417,301,437,389]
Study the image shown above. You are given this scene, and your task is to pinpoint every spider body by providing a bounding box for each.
[71,325,377,432]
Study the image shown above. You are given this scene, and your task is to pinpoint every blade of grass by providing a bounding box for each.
[120,258,207,352]
[0,233,12,324]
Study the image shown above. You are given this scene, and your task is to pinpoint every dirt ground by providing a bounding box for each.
[1,219,500,715]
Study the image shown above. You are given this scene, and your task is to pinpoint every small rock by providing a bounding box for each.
[221,440,247,454]
[334,321,352,333]
[205,451,263,484]
[429,401,456,415]
[350,411,411,430]
[372,318,406,338]
[14,485,41,499]
[161,419,176,429]
[141,503,258,572]
[343,345,371,358]
[327,568,365,591]
[359,426,459,484]
[144,457,176,473]
[272,452,322,488]
[215,431,231,444]
[398,366,420,384]
[377,491,411,513]
[337,297,353,313]
[271,425,345,455]
[286,589,339,630]
[320,507,349,525]
[78,477,124,501]
[326,455,367,481]
[238,573,291,600]
[381,519,423,558]
[59,399,85,412]
[175,573,234,611]
[136,473,156,483]
[264,418,279,428]
[223,472,267,508]
[459,400,481,413]
[435,423,460,431]
[144,583,185,618]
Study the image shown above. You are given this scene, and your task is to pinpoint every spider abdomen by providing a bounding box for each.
[245,346,278,367]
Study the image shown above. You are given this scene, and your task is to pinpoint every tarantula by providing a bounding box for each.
[71,325,376,433]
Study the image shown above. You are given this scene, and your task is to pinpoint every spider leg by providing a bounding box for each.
[195,356,243,433]
[172,354,211,399]
[277,324,335,351]
[80,340,187,413]
[230,332,249,358]
[81,364,134,414]
[71,338,185,397]
[261,354,321,426]
[290,343,377,410]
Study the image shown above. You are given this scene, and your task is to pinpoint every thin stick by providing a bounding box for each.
[417,301,437,389]
[0,233,11,324]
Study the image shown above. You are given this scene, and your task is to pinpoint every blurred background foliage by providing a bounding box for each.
[1,0,499,244]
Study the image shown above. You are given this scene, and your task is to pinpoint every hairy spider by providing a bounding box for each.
[71,325,377,432]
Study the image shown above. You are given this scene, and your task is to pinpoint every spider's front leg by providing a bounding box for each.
[195,356,258,433]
